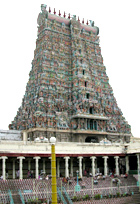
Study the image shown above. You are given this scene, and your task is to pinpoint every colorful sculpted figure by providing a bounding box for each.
[37,4,48,26]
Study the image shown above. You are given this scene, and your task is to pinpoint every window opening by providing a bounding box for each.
[86,93,89,99]
[94,121,97,130]
[89,107,94,114]
[83,70,85,75]
[90,120,93,130]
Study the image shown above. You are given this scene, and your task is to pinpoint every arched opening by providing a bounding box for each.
[85,137,98,143]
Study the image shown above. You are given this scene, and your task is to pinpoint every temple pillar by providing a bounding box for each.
[125,156,129,174]
[114,156,119,175]
[23,130,28,145]
[78,156,83,178]
[103,156,108,176]
[85,119,87,130]
[0,156,8,180]
[78,118,80,129]
[33,156,40,179]
[137,154,140,173]
[17,156,25,180]
[64,157,70,178]
[90,156,96,176]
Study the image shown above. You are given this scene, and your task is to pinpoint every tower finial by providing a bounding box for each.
[63,12,66,18]
[59,10,61,16]
[54,8,56,15]
[49,7,51,13]
[82,18,84,24]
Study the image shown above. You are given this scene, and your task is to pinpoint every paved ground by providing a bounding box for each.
[72,196,132,203]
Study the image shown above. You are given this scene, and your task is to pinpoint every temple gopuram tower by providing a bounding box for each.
[9,4,131,143]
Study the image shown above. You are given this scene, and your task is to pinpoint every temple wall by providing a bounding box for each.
[127,138,140,154]
[0,130,21,141]
[0,140,125,155]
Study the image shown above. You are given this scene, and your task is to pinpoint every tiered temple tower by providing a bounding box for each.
[9,4,131,143]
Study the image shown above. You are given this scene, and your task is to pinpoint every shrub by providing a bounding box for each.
[83,194,90,201]
[72,196,77,202]
[94,194,101,200]
[116,192,120,197]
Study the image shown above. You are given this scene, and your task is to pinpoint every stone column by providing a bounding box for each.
[43,159,46,172]
[137,154,140,173]
[78,156,83,178]
[12,159,16,179]
[17,156,25,180]
[125,156,129,174]
[90,156,96,176]
[78,118,80,129]
[103,156,108,176]
[64,157,70,178]
[114,156,119,175]
[33,157,40,179]
[85,119,87,130]
[57,158,60,177]
[0,156,8,180]
[70,158,73,177]
[23,131,28,145]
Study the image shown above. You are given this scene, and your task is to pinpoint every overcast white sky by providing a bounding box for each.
[0,0,140,137]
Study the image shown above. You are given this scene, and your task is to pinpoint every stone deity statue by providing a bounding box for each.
[37,4,48,26]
